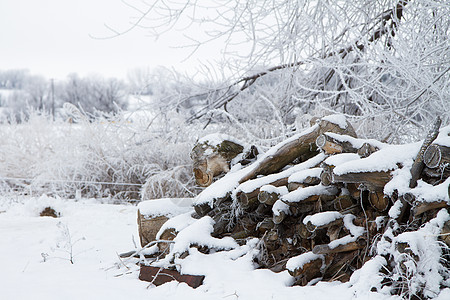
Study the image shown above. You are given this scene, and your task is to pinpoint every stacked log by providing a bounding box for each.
[138,116,450,291]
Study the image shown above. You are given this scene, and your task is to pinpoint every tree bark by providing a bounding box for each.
[409,117,441,188]
[239,119,357,183]
[332,171,392,192]
[316,134,358,155]
[312,236,366,255]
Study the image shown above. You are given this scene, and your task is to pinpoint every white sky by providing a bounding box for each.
[0,0,220,80]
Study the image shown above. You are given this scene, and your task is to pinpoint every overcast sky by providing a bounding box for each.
[0,0,217,80]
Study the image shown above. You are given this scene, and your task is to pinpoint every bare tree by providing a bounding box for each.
[110,0,449,142]
[60,73,128,116]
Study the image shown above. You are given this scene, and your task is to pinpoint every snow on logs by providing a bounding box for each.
[138,116,450,292]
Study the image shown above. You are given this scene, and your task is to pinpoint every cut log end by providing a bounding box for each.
[194,168,213,187]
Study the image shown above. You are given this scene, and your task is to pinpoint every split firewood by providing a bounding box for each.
[323,250,359,282]
[316,133,358,155]
[413,200,449,217]
[194,193,230,216]
[305,215,344,233]
[157,227,177,253]
[369,191,390,212]
[288,167,322,190]
[239,118,357,183]
[312,236,367,255]
[137,211,169,247]
[191,136,245,186]
[257,217,275,234]
[327,225,342,241]
[332,171,392,192]
[287,182,305,192]
[258,186,289,206]
[332,195,355,211]
[296,222,313,239]
[409,117,441,188]
[287,252,326,284]
[423,144,450,169]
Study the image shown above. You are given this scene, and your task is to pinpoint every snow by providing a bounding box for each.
[1,194,449,299]
[321,114,348,130]
[324,132,387,150]
[236,153,325,194]
[434,125,450,147]
[260,184,289,195]
[197,133,244,147]
[286,252,324,273]
[138,198,194,218]
[334,142,421,175]
[288,167,322,183]
[303,211,342,227]
[156,212,197,239]
[170,216,238,255]
[273,184,338,215]
[412,177,450,203]
[324,152,360,167]
[388,200,403,219]
[194,126,323,207]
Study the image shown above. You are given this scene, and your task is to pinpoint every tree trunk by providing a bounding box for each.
[239,119,357,183]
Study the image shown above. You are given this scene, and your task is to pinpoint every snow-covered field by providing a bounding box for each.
[1,195,448,300]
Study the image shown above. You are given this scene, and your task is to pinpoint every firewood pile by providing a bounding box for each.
[137,115,450,295]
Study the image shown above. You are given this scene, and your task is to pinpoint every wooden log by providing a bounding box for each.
[237,190,259,210]
[323,251,358,282]
[369,191,389,212]
[327,225,342,241]
[297,222,313,239]
[239,118,357,183]
[316,134,358,155]
[191,138,245,186]
[289,255,325,284]
[237,177,289,209]
[273,211,287,225]
[137,210,169,247]
[139,265,204,288]
[194,202,213,217]
[320,164,334,186]
[257,217,275,234]
[288,182,305,192]
[194,193,230,217]
[332,171,392,192]
[333,194,355,211]
[409,117,441,188]
[306,217,344,233]
[258,186,288,206]
[238,145,259,165]
[357,142,378,158]
[157,228,177,253]
[312,236,366,254]
[423,144,450,169]
[440,220,450,247]
[413,201,449,217]
[258,190,281,206]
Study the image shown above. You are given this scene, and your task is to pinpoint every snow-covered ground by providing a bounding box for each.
[1,194,448,300]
